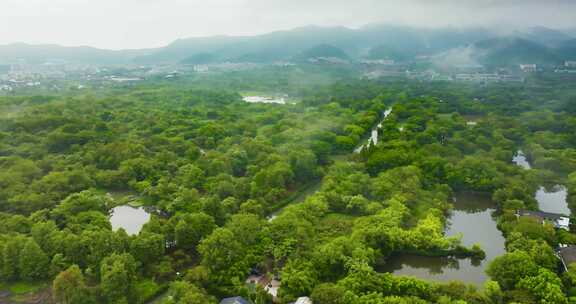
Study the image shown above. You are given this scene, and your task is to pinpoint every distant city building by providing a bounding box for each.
[565,61,576,68]
[193,65,209,72]
[360,59,395,65]
[519,64,537,72]
[110,76,142,83]
[308,57,349,64]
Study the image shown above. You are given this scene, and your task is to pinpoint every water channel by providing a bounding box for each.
[354,108,393,154]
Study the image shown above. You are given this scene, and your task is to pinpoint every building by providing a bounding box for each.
[220,297,250,304]
[565,61,576,68]
[558,245,576,272]
[360,59,395,65]
[517,210,570,230]
[294,297,313,304]
[245,272,281,300]
[519,64,537,72]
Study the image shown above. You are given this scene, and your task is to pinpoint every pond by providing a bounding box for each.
[378,192,506,287]
[110,205,151,235]
[536,185,570,215]
[511,150,570,215]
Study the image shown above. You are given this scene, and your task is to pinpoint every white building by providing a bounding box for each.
[519,64,537,73]
[294,297,313,304]
[565,61,576,68]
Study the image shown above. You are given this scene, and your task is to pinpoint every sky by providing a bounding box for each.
[1,0,575,50]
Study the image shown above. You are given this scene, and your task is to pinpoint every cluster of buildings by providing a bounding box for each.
[554,61,576,74]
[307,57,350,65]
[216,268,314,304]
[365,69,525,83]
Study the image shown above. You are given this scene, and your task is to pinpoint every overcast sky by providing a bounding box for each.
[1,0,575,50]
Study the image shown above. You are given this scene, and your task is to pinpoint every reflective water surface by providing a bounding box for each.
[110,205,151,235]
[536,185,570,215]
[379,192,506,287]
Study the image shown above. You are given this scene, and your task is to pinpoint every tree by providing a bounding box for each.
[53,265,90,304]
[198,228,242,272]
[311,283,346,304]
[517,268,567,304]
[484,280,503,304]
[486,251,538,289]
[50,253,70,277]
[31,221,59,255]
[175,213,216,251]
[100,253,137,304]
[279,261,319,302]
[130,232,165,266]
[1,236,25,280]
[19,238,49,280]
[165,281,217,304]
[52,190,110,222]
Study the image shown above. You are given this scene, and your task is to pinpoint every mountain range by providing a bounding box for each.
[0,25,574,66]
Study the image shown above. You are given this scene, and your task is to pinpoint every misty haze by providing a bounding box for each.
[1,1,576,304]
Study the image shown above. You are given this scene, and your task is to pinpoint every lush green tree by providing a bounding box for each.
[516,268,567,304]
[174,213,216,251]
[52,265,92,304]
[100,253,137,304]
[164,281,217,304]
[484,280,503,304]
[19,238,49,281]
[311,283,346,304]
[487,251,539,290]
[279,261,319,302]
[198,228,242,273]
[130,232,165,266]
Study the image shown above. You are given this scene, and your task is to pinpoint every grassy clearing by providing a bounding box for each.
[5,281,48,295]
[317,213,355,241]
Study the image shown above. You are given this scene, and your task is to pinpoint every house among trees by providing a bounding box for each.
[246,270,281,300]
[517,210,570,230]
[558,246,576,272]
[219,296,250,304]
[293,297,313,304]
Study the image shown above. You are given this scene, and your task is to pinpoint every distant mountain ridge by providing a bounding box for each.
[0,43,154,65]
[0,25,574,66]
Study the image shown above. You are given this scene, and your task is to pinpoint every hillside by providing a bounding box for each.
[0,43,153,65]
[1,26,574,65]
[474,37,561,66]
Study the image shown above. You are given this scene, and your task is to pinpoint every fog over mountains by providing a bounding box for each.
[1,25,574,66]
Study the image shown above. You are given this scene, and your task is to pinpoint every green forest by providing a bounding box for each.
[1,70,576,304]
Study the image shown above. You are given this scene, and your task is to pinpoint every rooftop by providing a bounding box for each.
[559,246,576,267]
[518,210,568,221]
[220,297,250,304]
